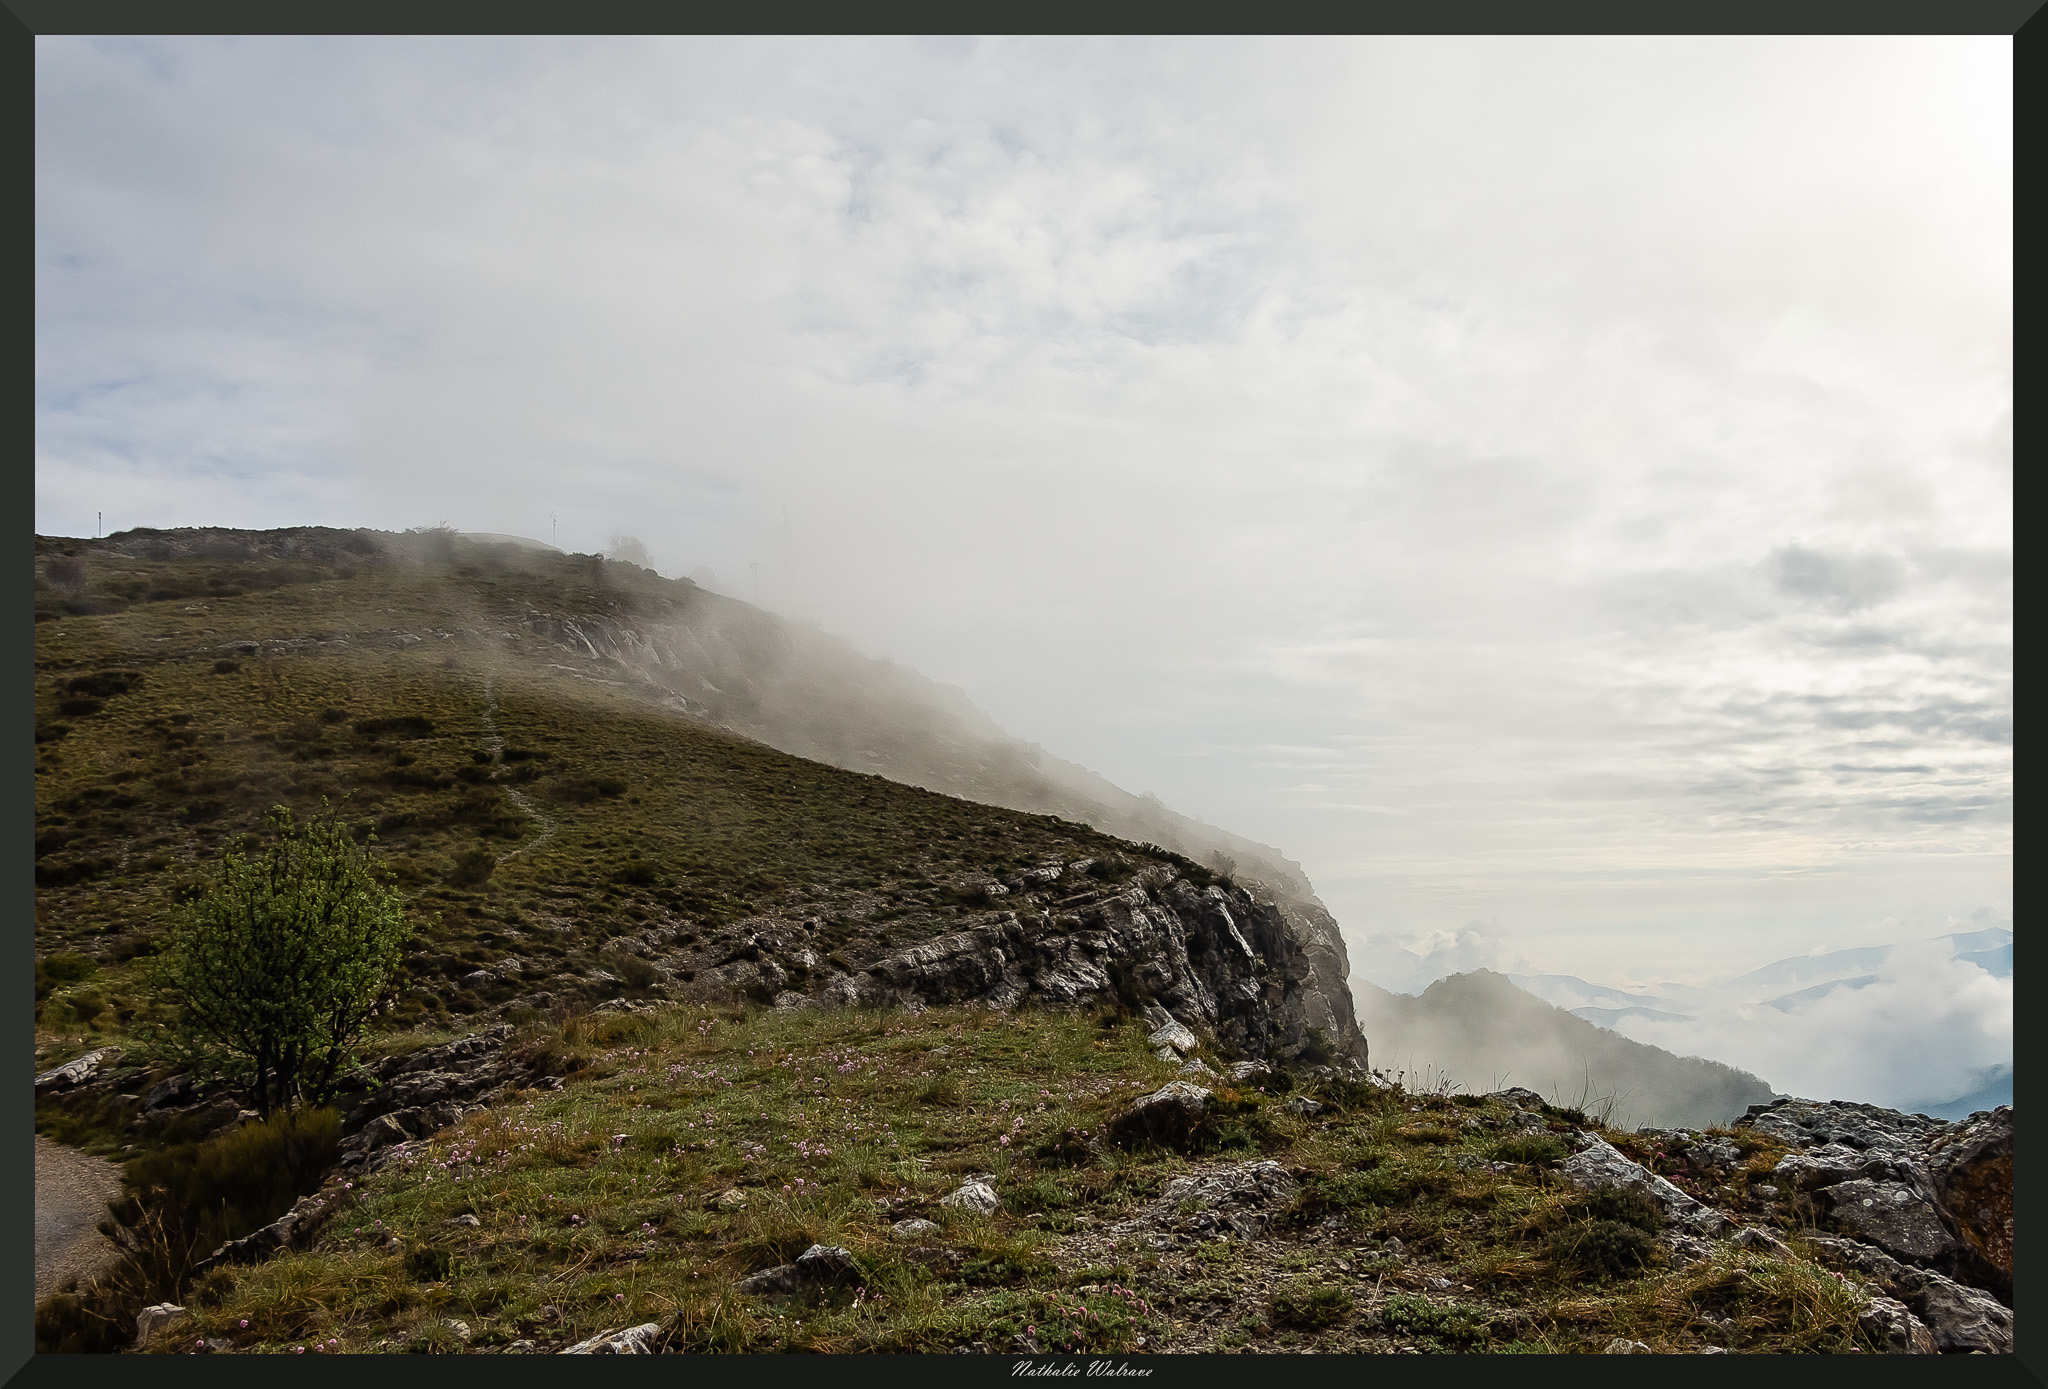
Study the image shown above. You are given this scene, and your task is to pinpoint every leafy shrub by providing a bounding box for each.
[65,670,142,698]
[1300,1025,1336,1065]
[1543,1218,1658,1279]
[35,951,97,1003]
[554,775,627,802]
[125,1106,343,1238]
[1569,1184,1666,1233]
[1192,1090,1274,1154]
[35,1106,350,1352]
[149,804,414,1115]
[1270,1280,1352,1329]
[449,786,525,835]
[1380,1293,1490,1347]
[1311,1074,1380,1111]
[35,854,114,887]
[1031,1127,1095,1167]
[42,553,86,592]
[602,950,664,990]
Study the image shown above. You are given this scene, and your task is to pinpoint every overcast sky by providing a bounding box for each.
[36,36,2011,991]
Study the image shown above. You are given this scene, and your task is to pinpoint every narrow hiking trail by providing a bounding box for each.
[34,1135,125,1305]
[481,674,558,863]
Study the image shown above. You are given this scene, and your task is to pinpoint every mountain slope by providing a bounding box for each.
[1351,971,1777,1131]
[32,526,1363,1067]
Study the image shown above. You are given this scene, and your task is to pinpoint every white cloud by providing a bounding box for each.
[1615,941,2012,1112]
[35,36,2010,1017]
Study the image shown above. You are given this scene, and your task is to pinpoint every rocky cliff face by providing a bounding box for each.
[505,590,1370,1073]
[1738,1098,2013,1308]
[655,862,1369,1070]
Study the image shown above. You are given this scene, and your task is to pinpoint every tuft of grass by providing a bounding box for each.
[1380,1293,1491,1349]
[1489,1134,1568,1167]
[1542,1219,1658,1279]
[1270,1280,1352,1329]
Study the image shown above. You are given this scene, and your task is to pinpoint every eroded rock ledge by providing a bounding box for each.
[682,863,1368,1071]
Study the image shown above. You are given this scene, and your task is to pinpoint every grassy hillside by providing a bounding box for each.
[33,530,1212,1055]
[78,1002,1869,1357]
[30,530,1900,1357]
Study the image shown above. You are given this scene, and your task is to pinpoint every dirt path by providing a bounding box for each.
[482,673,559,864]
[34,1134,126,1305]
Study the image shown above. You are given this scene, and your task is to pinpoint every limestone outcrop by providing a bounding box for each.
[1739,1098,2013,1304]
[685,865,1368,1070]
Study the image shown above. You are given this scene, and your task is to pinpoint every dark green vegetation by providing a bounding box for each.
[32,530,1206,1054]
[154,805,412,1116]
[37,1109,342,1353]
[31,531,1879,1354]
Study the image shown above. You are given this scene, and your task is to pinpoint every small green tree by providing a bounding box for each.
[152,804,413,1116]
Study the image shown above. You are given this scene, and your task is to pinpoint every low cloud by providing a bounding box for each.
[1613,939,2010,1112]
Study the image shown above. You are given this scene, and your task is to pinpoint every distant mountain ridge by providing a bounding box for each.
[1351,970,1778,1130]
[1504,928,2014,1021]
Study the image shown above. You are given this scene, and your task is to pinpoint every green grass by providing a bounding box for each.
[31,537,1190,1063]
[32,534,1883,1355]
[49,1001,1870,1355]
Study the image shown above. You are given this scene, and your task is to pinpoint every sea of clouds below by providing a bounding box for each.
[1349,926,2012,1117]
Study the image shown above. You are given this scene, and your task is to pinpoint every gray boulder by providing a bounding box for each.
[794,1243,859,1283]
[134,1303,187,1349]
[1911,1276,2013,1354]
[733,1265,803,1295]
[1922,1106,2012,1303]
[35,1048,121,1093]
[1771,1143,1878,1190]
[940,1181,1002,1215]
[1737,1097,1947,1154]
[732,1244,862,1297]
[1108,1081,1213,1150]
[1746,1097,2011,1305]
[890,1217,941,1240]
[1559,1134,1732,1237]
[559,1322,662,1354]
[1856,1297,1935,1354]
[1817,1179,1960,1266]
[1111,1160,1297,1242]
[1804,1234,2013,1354]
